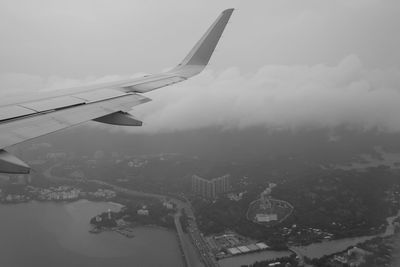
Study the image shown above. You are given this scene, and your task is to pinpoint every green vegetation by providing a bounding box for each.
[308,236,395,266]
[90,212,118,228]
[17,140,400,248]
[192,196,288,249]
[274,167,400,239]
[191,166,400,247]
[121,201,175,229]
[90,199,176,229]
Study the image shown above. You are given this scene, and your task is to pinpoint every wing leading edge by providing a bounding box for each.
[0,8,234,173]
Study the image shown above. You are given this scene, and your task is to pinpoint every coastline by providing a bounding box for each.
[4,176,399,267]
[0,200,185,267]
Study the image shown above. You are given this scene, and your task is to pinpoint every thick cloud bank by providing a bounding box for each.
[132,55,400,133]
[2,54,400,133]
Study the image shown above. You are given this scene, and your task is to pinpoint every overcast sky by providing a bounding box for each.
[1,0,400,132]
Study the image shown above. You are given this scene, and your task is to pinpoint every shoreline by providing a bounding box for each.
[0,200,185,267]
[0,197,118,205]
[3,187,398,266]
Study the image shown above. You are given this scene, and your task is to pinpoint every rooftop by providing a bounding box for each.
[192,174,230,182]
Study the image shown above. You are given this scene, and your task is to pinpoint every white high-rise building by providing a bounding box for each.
[191,174,230,199]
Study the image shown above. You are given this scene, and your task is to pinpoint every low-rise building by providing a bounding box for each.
[163,202,174,209]
[237,246,250,253]
[227,247,241,255]
[256,242,269,249]
[255,213,278,222]
[137,206,149,216]
[247,244,260,251]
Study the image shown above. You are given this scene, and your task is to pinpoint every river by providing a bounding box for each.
[217,210,400,266]
[219,250,292,267]
[292,209,400,259]
[0,200,184,267]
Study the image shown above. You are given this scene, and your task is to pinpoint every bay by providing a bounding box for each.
[0,200,184,267]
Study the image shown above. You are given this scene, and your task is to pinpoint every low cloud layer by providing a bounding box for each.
[133,55,400,133]
[2,54,400,133]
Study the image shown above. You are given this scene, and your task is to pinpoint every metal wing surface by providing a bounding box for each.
[0,8,234,173]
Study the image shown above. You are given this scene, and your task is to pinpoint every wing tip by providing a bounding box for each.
[176,8,234,72]
[223,8,235,14]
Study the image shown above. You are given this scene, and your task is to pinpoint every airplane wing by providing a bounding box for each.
[0,8,234,174]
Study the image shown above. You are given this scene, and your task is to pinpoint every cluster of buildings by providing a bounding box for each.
[0,181,118,203]
[285,226,334,245]
[84,189,116,199]
[384,187,400,206]
[207,232,270,259]
[0,174,31,185]
[163,201,174,210]
[25,186,117,201]
[137,205,149,216]
[3,194,30,203]
[28,186,81,201]
[1,186,80,203]
[127,159,148,168]
[46,152,68,160]
[191,174,230,199]
[227,192,245,201]
[331,246,370,266]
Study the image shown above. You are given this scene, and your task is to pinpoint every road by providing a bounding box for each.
[174,211,192,267]
[186,215,219,267]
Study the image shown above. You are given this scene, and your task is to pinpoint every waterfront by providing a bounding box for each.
[217,210,400,266]
[292,209,400,259]
[0,200,184,267]
[219,250,292,267]
[1,188,398,267]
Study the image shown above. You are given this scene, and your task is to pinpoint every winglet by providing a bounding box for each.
[176,8,234,72]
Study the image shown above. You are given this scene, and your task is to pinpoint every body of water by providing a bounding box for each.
[292,210,400,259]
[2,199,398,266]
[0,200,184,267]
[219,250,292,267]
[218,211,400,265]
